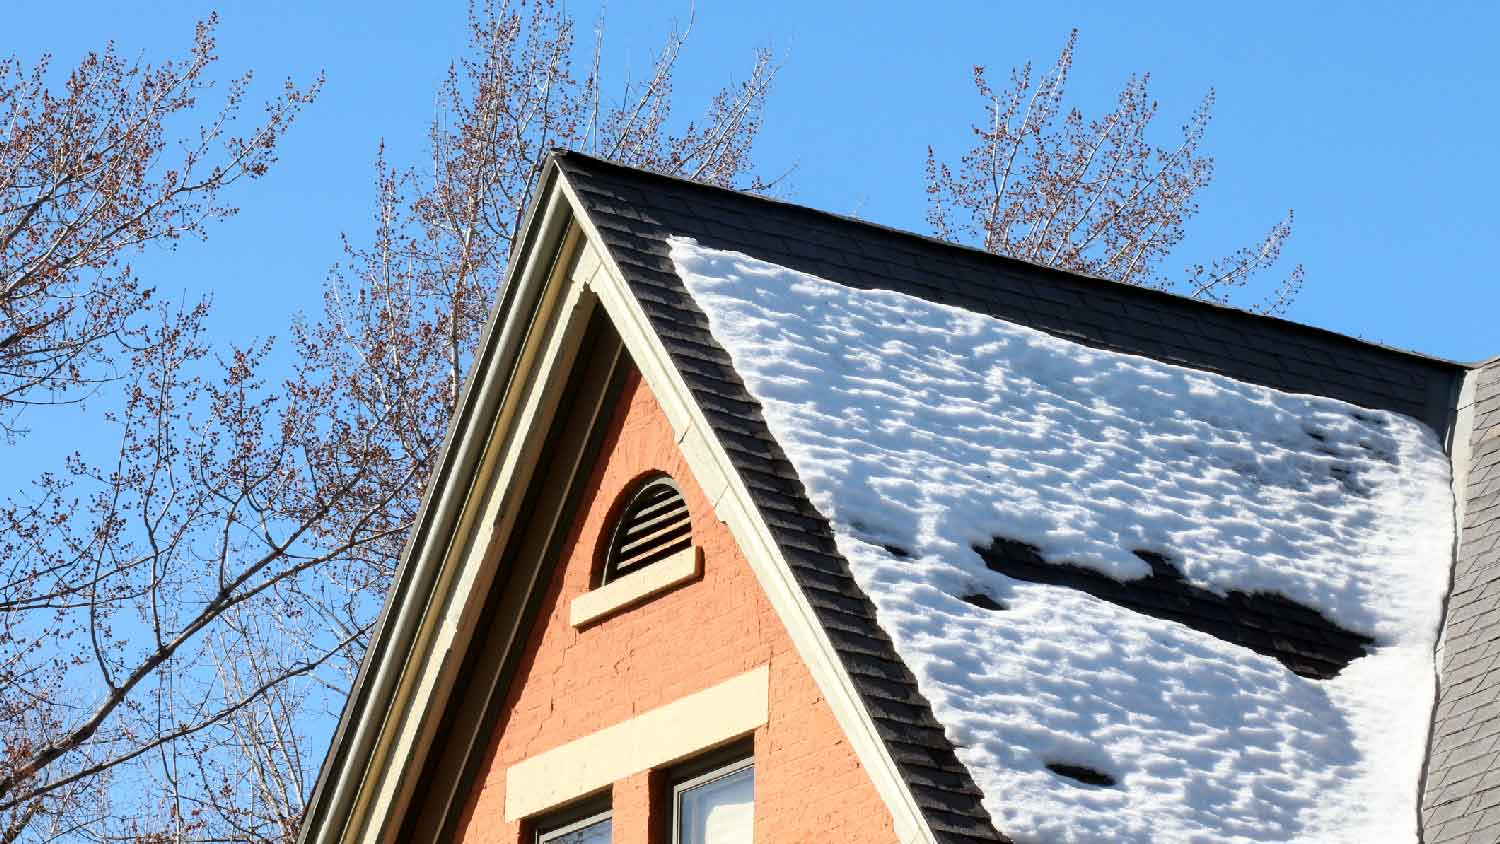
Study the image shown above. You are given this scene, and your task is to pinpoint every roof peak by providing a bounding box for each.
[553,150,1466,438]
[548,149,1475,372]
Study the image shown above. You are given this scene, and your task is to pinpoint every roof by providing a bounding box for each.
[558,153,1005,842]
[301,149,1489,844]
[552,151,1481,842]
[668,232,1454,840]
[554,152,1465,438]
[1423,360,1500,843]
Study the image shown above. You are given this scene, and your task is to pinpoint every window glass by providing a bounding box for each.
[676,763,753,844]
[538,811,610,843]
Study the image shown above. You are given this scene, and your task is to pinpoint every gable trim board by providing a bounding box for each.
[319,210,598,842]
[403,309,633,841]
[561,174,965,844]
[1434,368,1481,678]
[300,149,1486,844]
[1416,363,1476,839]
[297,181,582,844]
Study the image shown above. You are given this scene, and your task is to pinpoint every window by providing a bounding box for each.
[601,475,691,584]
[536,801,611,844]
[671,756,754,844]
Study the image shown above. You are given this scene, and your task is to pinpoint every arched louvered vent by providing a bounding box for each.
[602,476,692,584]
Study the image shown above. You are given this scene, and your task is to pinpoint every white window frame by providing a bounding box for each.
[535,798,611,844]
[669,748,754,844]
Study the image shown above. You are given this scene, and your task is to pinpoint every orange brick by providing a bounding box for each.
[453,369,895,843]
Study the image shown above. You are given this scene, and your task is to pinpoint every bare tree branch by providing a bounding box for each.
[926,29,1303,313]
[0,15,321,435]
[0,4,774,841]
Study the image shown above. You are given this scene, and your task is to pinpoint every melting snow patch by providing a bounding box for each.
[670,238,1454,844]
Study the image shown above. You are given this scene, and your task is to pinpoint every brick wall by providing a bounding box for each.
[453,367,897,844]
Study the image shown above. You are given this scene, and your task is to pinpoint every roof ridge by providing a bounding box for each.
[549,149,1472,371]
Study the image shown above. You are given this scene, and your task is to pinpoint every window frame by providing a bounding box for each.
[534,795,612,844]
[667,742,755,844]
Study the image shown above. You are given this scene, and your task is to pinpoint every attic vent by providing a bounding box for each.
[602,476,692,584]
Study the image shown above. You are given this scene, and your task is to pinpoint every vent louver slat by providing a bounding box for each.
[603,476,692,583]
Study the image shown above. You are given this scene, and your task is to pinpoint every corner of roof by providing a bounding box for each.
[541,147,573,173]
[548,149,1469,376]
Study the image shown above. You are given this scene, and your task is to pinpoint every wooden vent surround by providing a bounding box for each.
[602,476,692,584]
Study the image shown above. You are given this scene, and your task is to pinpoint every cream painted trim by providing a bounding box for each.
[311,169,938,844]
[570,546,702,628]
[556,177,937,844]
[323,221,607,844]
[304,185,576,844]
[505,665,769,821]
[350,234,597,843]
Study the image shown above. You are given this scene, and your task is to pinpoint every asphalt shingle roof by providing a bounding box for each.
[551,151,1474,843]
[559,153,1008,843]
[556,153,1461,437]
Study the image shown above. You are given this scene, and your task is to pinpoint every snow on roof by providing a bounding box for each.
[670,237,1455,844]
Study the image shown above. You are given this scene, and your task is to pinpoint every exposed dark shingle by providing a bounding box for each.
[973,540,1376,680]
[562,153,1461,436]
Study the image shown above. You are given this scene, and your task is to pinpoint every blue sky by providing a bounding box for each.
[5,0,1497,455]
[9,0,1497,357]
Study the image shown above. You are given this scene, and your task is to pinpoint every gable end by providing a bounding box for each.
[556,157,1008,844]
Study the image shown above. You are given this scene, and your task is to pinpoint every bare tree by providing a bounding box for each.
[0,296,407,841]
[926,30,1303,313]
[0,15,320,435]
[5,12,1304,844]
[0,2,774,841]
[323,0,776,421]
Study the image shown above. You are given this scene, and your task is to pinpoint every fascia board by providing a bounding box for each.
[352,230,595,843]
[553,172,938,844]
[298,165,585,844]
[1431,366,1480,680]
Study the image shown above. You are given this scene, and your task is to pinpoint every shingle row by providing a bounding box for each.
[566,161,1458,436]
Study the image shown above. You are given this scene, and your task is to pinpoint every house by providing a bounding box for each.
[296,151,1499,844]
